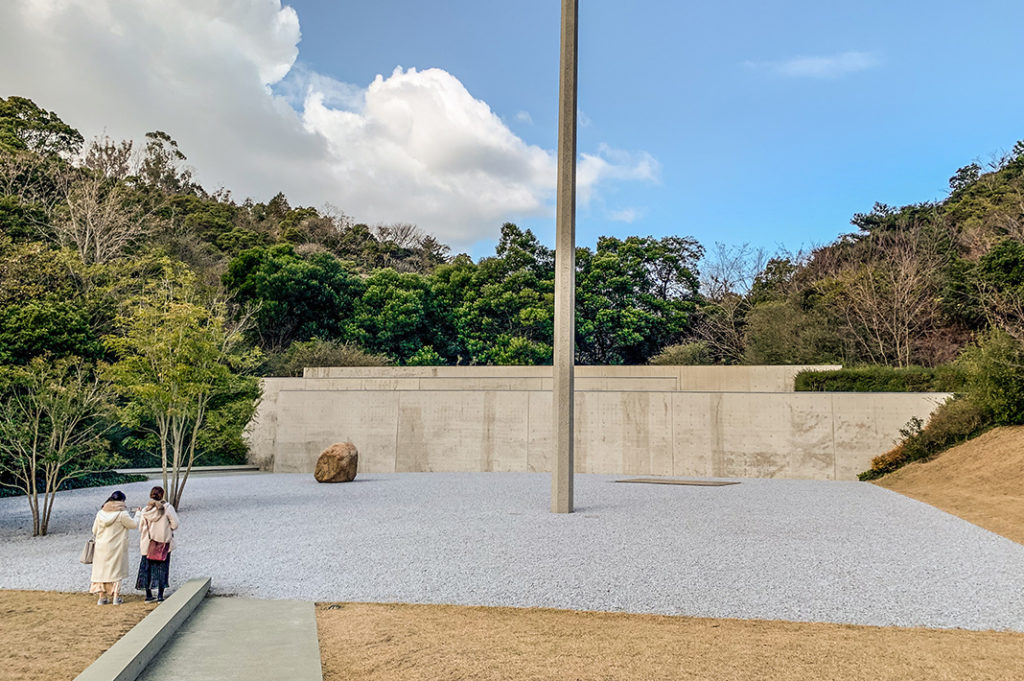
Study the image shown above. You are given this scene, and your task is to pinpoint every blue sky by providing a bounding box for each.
[2,0,1023,260]
[284,0,1024,257]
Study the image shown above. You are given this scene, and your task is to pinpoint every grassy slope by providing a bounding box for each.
[874,426,1024,544]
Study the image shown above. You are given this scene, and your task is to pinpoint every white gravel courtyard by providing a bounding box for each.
[1,472,1022,631]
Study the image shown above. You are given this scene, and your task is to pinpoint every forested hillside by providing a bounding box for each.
[2,95,1023,504]
[680,146,1024,368]
[1,97,706,371]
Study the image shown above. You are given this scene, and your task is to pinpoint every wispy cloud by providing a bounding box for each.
[514,110,533,124]
[608,208,640,223]
[745,50,881,79]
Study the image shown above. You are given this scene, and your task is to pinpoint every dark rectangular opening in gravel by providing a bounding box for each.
[614,478,740,486]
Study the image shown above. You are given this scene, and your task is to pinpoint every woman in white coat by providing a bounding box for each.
[90,490,138,605]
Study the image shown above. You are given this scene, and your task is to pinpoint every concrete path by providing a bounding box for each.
[136,597,322,681]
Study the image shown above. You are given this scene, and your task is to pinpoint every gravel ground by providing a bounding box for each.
[1,473,1022,631]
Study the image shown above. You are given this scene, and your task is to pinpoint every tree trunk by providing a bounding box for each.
[29,495,40,537]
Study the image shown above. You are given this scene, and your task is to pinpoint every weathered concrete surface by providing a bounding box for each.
[74,578,211,681]
[288,375,678,392]
[247,373,947,480]
[136,598,323,681]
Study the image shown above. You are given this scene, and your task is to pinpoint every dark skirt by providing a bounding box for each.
[135,555,170,591]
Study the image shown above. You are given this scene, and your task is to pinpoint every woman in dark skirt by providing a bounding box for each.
[135,486,179,602]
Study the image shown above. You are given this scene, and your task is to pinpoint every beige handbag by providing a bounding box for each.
[80,538,95,564]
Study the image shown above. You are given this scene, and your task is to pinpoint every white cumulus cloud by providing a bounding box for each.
[0,0,657,250]
[746,51,881,79]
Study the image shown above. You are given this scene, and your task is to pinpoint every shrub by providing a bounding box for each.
[794,365,966,392]
[650,341,713,366]
[264,338,392,377]
[405,346,445,366]
[957,328,1024,425]
[0,471,147,499]
[859,397,989,480]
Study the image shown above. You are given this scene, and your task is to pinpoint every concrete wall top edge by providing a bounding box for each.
[299,365,844,393]
[269,384,953,399]
[302,364,842,378]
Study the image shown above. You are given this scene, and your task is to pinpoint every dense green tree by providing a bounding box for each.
[0,195,47,239]
[0,98,79,240]
[0,96,83,157]
[0,301,102,365]
[353,268,448,362]
[223,244,364,351]
[577,235,701,364]
[976,239,1024,290]
[444,224,554,365]
[973,239,1024,343]
[949,163,982,193]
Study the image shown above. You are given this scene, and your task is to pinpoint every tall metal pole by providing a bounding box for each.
[552,0,578,514]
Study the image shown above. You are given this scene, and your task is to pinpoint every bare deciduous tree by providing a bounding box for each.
[692,292,748,364]
[0,150,64,234]
[0,358,117,536]
[55,171,151,264]
[699,242,768,300]
[976,281,1024,344]
[690,243,768,363]
[832,228,946,367]
[83,136,134,181]
[373,222,422,250]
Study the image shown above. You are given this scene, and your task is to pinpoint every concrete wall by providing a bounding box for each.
[247,372,946,481]
[302,364,842,393]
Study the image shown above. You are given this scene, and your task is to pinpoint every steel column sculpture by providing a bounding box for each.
[552,0,578,514]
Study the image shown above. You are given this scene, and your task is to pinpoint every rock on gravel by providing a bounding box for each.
[314,442,358,483]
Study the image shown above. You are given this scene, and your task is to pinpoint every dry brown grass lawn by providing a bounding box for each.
[875,425,1024,544]
[0,590,154,681]
[317,602,1024,681]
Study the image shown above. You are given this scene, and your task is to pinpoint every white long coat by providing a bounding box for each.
[90,506,138,583]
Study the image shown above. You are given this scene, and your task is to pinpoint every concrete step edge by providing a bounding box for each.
[73,577,212,681]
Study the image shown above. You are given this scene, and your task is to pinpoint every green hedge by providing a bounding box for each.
[0,471,147,498]
[794,365,966,393]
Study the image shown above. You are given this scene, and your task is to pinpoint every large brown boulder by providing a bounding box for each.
[314,442,359,483]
